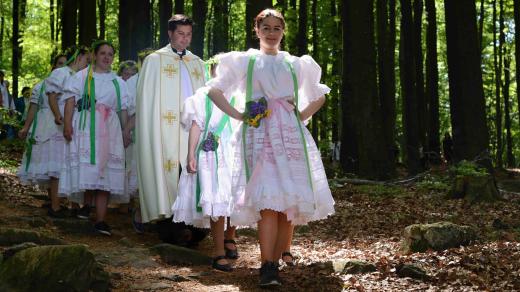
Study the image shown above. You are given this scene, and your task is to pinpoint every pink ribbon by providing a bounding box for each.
[96,103,112,177]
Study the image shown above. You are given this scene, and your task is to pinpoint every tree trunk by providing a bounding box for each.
[211,0,229,55]
[503,53,514,167]
[51,0,55,43]
[133,0,152,60]
[174,0,184,14]
[425,0,440,164]
[191,0,207,58]
[118,0,132,61]
[514,0,520,137]
[413,0,427,163]
[341,0,393,179]
[61,0,78,50]
[78,0,97,46]
[98,0,106,39]
[310,0,319,140]
[159,0,173,47]
[492,0,504,168]
[246,0,272,49]
[377,0,397,170]
[297,0,308,56]
[0,17,4,60]
[444,0,490,167]
[400,0,422,174]
[12,0,20,100]
[478,0,485,52]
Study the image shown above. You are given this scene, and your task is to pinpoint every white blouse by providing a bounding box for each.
[63,67,128,111]
[207,49,330,112]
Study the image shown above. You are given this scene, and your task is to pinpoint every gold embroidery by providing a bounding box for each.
[191,68,202,81]
[164,160,178,172]
[162,111,177,125]
[162,64,177,78]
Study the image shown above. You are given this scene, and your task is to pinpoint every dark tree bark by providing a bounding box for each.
[514,0,520,135]
[51,0,55,43]
[119,0,152,61]
[400,0,422,174]
[246,0,272,49]
[98,0,106,39]
[341,0,393,179]
[425,0,440,164]
[331,0,340,143]
[493,0,504,168]
[12,0,20,100]
[444,0,490,166]
[191,0,207,57]
[78,0,97,46]
[478,0,485,52]
[0,17,4,60]
[310,0,319,140]
[61,0,78,50]
[159,0,173,47]
[211,0,229,55]
[174,0,184,14]
[503,53,514,167]
[297,0,308,56]
[413,0,427,162]
[377,0,397,169]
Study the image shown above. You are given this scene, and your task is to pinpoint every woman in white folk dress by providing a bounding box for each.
[60,41,129,236]
[206,9,335,287]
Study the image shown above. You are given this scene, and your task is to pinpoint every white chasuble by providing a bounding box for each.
[136,46,206,223]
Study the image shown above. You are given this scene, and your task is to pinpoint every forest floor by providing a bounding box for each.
[1,139,520,291]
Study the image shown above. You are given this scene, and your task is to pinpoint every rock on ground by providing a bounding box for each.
[402,221,477,253]
[0,244,110,292]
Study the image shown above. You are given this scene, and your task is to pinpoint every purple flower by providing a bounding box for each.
[201,132,219,152]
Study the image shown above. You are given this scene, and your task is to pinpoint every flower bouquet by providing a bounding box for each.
[201,132,219,152]
[243,97,271,128]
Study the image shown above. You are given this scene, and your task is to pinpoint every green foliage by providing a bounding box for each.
[354,184,408,198]
[0,108,22,131]
[449,160,488,177]
[415,174,450,192]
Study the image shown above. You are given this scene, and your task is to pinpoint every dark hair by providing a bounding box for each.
[168,14,193,31]
[118,60,138,76]
[22,86,30,93]
[92,40,116,55]
[255,9,285,29]
[52,53,67,67]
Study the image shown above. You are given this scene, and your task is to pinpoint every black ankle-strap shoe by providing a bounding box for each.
[259,261,281,287]
[212,255,233,272]
[224,239,239,259]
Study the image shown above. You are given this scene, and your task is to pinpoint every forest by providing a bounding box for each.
[0,0,520,291]
[1,0,519,178]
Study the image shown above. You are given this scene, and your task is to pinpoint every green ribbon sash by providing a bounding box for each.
[24,82,46,172]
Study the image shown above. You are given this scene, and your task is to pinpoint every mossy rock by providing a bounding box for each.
[0,228,66,246]
[0,245,109,292]
[402,222,477,253]
[150,243,212,265]
[331,259,376,274]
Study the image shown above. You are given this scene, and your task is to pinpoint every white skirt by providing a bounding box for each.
[172,137,234,229]
[58,104,127,204]
[124,142,138,198]
[230,98,335,226]
[18,108,65,186]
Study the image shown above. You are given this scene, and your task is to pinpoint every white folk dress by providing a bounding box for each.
[172,87,237,228]
[58,67,129,204]
[125,73,138,198]
[18,78,62,186]
[207,49,335,226]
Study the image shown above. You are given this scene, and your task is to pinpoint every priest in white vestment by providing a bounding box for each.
[136,15,206,223]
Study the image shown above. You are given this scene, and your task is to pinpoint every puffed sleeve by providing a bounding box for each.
[45,68,66,95]
[181,87,208,131]
[30,82,43,104]
[63,69,85,103]
[297,55,330,113]
[206,51,249,93]
[126,74,138,115]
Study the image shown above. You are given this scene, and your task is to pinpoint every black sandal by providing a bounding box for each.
[224,239,239,259]
[212,255,233,272]
[282,251,295,266]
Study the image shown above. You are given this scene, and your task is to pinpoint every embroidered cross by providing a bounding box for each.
[162,111,177,125]
[191,68,202,81]
[162,64,177,78]
[164,160,178,172]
